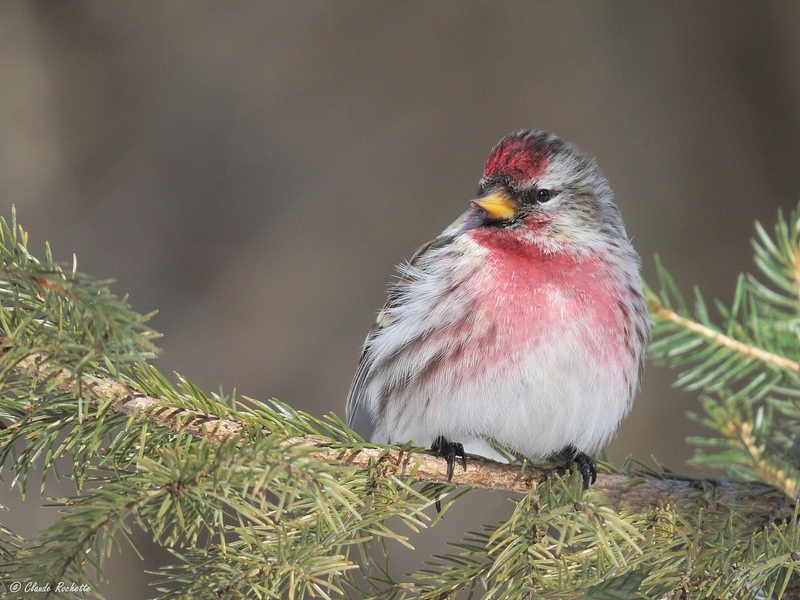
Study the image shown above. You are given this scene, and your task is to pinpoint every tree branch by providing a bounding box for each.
[14,353,782,514]
[649,298,800,374]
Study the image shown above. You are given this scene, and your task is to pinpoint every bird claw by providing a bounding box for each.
[560,445,597,490]
[431,436,467,482]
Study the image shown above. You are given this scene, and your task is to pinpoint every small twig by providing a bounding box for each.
[651,301,800,374]
[791,242,800,307]
[16,353,241,442]
[727,419,799,498]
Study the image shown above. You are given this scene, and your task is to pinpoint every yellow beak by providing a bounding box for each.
[471,190,517,221]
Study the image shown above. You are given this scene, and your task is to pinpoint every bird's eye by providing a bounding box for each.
[536,189,552,203]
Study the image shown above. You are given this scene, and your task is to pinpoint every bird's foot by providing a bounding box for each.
[431,436,467,513]
[431,436,467,482]
[559,445,597,490]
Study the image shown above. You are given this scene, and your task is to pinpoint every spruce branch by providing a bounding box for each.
[649,299,800,375]
[647,203,800,500]
[12,353,243,444]
[7,347,782,516]
[4,204,800,598]
[730,419,800,498]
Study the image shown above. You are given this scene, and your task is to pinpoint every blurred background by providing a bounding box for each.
[2,2,800,597]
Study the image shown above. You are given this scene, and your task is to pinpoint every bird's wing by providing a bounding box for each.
[346,343,378,441]
[345,233,457,441]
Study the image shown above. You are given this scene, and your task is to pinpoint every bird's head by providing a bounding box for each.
[469,130,626,251]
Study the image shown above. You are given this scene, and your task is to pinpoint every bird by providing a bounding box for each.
[346,130,650,488]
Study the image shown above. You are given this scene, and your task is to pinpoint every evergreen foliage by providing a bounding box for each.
[1,205,800,598]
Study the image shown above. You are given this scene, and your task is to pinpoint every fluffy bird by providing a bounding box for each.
[346,130,649,487]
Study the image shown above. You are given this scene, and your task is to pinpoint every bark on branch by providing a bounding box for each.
[15,354,781,514]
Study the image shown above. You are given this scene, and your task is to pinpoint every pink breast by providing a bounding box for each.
[465,227,627,369]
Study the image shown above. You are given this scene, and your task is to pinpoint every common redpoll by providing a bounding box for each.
[347,130,649,487]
